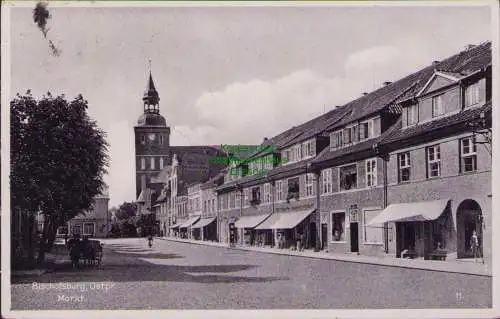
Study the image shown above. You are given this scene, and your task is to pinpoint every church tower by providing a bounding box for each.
[134,64,171,199]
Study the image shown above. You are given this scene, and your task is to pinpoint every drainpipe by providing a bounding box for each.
[375,142,390,254]
[309,163,321,252]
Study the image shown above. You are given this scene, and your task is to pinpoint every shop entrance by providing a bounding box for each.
[457,199,483,258]
[350,222,359,252]
[310,222,317,250]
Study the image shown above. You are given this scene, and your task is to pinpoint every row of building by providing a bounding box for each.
[135,41,492,262]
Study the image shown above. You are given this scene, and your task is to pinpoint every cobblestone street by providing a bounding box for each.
[11,238,492,309]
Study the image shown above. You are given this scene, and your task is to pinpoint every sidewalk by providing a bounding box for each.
[159,237,492,277]
[11,245,69,277]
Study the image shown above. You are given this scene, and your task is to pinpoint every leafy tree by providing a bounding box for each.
[115,201,137,220]
[11,92,109,265]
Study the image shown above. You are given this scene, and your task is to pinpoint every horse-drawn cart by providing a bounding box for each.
[67,238,103,268]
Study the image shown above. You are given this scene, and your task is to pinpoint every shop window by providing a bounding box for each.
[321,168,332,194]
[460,137,477,173]
[331,213,345,242]
[426,145,441,178]
[398,152,411,183]
[363,209,383,244]
[339,164,357,191]
[365,159,377,187]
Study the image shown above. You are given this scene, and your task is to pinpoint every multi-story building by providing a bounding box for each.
[133,68,228,235]
[215,41,492,262]
[376,42,492,260]
[56,187,111,238]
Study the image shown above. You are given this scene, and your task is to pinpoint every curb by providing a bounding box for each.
[157,237,492,278]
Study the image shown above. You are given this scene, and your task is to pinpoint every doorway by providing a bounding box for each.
[457,199,483,258]
[350,222,359,252]
[310,222,317,250]
[321,223,328,250]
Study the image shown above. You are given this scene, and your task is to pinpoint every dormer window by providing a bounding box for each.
[331,131,343,149]
[432,94,445,118]
[464,81,481,108]
[406,104,419,126]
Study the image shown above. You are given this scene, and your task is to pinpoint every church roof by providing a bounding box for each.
[143,72,160,105]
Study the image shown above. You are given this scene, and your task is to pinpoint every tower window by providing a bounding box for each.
[140,157,146,170]
[160,157,164,169]
[159,134,164,145]
[150,157,155,170]
[141,135,146,144]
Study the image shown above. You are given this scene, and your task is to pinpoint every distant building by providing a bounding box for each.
[56,187,111,238]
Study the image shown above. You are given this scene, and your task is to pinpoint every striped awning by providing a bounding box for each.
[367,199,450,225]
[191,217,216,229]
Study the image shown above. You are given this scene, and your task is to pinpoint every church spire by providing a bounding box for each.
[143,58,160,113]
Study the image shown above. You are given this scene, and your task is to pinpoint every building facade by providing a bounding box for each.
[214,42,492,262]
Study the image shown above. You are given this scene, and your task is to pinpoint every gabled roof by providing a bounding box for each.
[312,118,403,168]
[380,101,491,149]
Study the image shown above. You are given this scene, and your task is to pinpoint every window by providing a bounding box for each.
[460,137,477,172]
[305,173,314,197]
[363,209,383,244]
[339,164,357,191]
[343,128,351,145]
[229,192,235,209]
[83,223,95,235]
[406,104,419,126]
[331,131,343,149]
[141,135,146,144]
[303,140,314,157]
[236,192,241,208]
[321,168,332,194]
[359,121,372,140]
[159,134,164,145]
[251,187,261,203]
[57,226,68,235]
[426,145,441,178]
[465,82,481,108]
[150,157,155,170]
[432,95,444,117]
[365,159,377,187]
[276,180,283,201]
[263,183,271,203]
[160,157,164,169]
[72,225,81,235]
[224,194,229,210]
[141,157,146,170]
[398,152,411,183]
[331,213,345,242]
[287,177,300,199]
[295,145,302,161]
[211,199,215,212]
[350,126,358,143]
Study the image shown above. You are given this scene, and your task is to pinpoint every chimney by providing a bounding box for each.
[383,81,392,87]
[432,60,440,65]
[362,92,368,96]
[465,44,476,50]
[263,137,269,143]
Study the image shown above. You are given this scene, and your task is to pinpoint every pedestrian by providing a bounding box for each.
[470,230,482,263]
[148,234,153,248]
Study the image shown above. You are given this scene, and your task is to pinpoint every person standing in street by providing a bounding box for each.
[471,230,480,263]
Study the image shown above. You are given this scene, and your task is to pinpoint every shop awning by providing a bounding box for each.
[255,210,314,230]
[179,216,200,229]
[367,199,450,225]
[169,223,180,229]
[191,217,216,229]
[235,214,271,229]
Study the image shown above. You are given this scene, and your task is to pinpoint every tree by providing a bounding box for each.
[10,92,109,265]
[115,201,137,220]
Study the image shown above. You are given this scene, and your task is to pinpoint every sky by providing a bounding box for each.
[8,2,493,208]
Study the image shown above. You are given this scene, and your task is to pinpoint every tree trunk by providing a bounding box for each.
[36,215,51,265]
